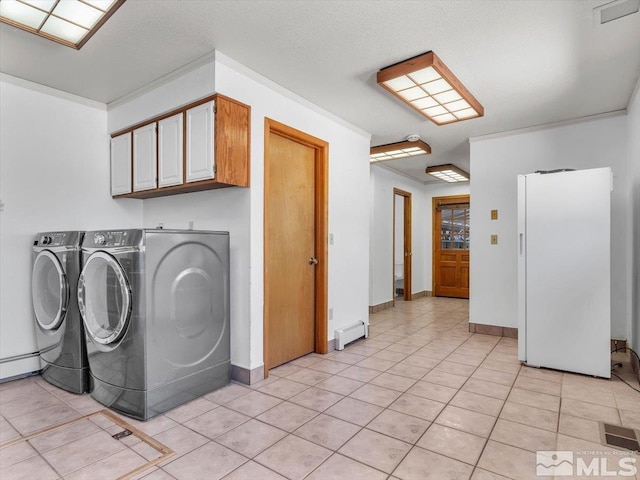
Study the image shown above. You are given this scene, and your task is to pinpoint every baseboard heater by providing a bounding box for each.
[335,321,368,350]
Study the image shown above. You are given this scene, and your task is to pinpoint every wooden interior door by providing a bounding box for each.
[264,119,328,373]
[433,195,470,299]
[393,189,412,302]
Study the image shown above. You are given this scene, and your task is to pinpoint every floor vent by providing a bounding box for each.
[112,429,133,440]
[599,422,640,451]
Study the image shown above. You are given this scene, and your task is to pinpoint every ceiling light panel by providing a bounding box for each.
[0,1,46,28]
[21,0,55,11]
[53,0,103,29]
[41,14,87,42]
[0,0,125,49]
[370,140,432,163]
[377,51,484,126]
[425,164,470,182]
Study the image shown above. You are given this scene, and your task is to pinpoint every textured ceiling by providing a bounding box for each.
[1,0,639,182]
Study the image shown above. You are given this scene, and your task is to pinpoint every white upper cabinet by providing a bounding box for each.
[186,101,215,183]
[158,113,184,187]
[133,123,157,192]
[111,132,132,196]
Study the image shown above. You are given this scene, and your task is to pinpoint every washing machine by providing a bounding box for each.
[32,231,89,393]
[77,229,230,420]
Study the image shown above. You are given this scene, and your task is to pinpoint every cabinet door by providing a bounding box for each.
[158,113,183,187]
[110,133,132,196]
[186,101,215,183]
[133,123,157,192]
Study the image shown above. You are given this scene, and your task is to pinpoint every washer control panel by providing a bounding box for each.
[38,232,66,246]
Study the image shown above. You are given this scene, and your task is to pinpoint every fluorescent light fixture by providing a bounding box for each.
[0,0,125,49]
[370,140,431,163]
[370,139,431,163]
[377,51,484,126]
[425,164,470,182]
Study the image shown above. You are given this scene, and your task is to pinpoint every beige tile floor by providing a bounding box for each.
[1,296,639,479]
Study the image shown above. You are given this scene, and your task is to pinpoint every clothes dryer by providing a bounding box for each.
[77,229,230,420]
[32,231,89,393]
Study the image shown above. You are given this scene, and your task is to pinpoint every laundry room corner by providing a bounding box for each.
[0,77,142,380]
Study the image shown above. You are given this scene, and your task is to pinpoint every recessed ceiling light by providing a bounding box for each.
[377,51,484,126]
[370,139,431,163]
[0,0,125,49]
[425,164,470,182]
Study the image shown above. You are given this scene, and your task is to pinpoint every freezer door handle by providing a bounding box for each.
[519,233,523,255]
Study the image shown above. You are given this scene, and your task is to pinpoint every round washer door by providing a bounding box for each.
[78,251,131,346]
[32,250,68,331]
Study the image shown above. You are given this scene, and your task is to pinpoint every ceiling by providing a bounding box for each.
[2,0,639,183]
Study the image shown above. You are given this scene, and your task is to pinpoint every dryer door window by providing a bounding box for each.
[32,250,68,331]
[78,251,131,345]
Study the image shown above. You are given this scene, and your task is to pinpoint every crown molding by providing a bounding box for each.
[0,72,106,110]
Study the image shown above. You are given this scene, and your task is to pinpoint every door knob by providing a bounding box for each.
[308,257,318,265]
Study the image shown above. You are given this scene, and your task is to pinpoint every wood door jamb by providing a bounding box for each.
[263,118,329,378]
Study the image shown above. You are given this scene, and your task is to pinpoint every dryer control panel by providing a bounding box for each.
[83,230,142,248]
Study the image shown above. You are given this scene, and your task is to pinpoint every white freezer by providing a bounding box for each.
[517,168,611,378]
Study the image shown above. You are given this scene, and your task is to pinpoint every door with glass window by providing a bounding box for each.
[32,250,68,331]
[77,252,132,347]
[433,195,470,298]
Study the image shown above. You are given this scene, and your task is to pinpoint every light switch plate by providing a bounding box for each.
[491,234,498,245]
[491,209,498,220]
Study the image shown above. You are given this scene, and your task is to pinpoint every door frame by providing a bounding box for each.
[432,194,470,297]
[393,188,412,303]
[263,118,329,376]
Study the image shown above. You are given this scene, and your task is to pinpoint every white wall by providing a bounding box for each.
[108,59,215,133]
[369,166,428,306]
[422,182,471,292]
[469,113,630,341]
[0,80,142,379]
[627,78,640,351]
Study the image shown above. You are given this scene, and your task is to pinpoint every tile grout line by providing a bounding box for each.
[389,323,518,479]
